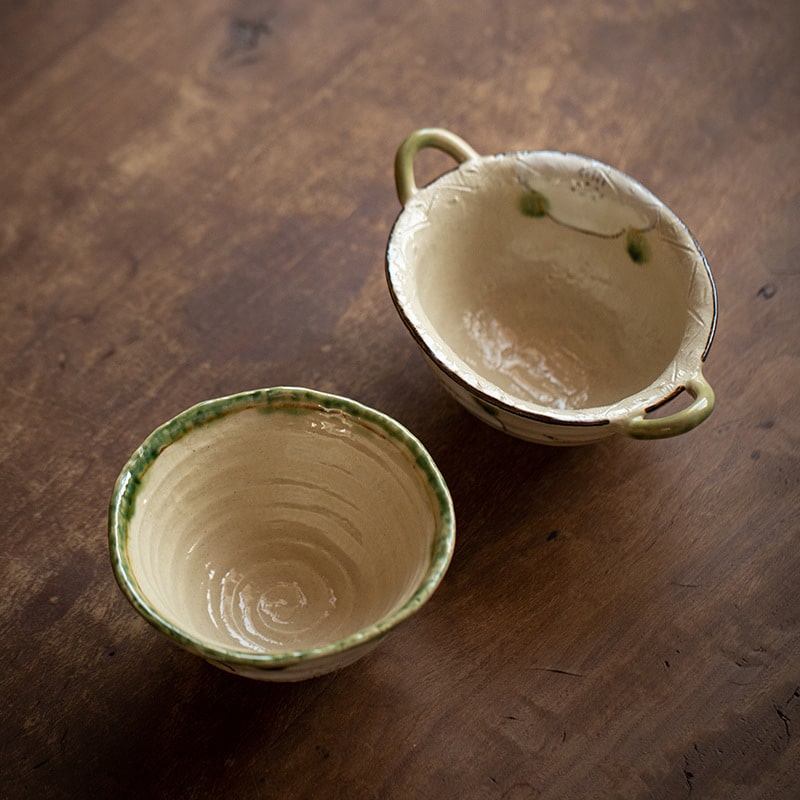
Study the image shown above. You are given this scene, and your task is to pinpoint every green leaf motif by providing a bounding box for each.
[520,189,550,218]
[626,228,650,264]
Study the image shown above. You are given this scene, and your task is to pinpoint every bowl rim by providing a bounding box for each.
[108,386,456,671]
[385,149,718,428]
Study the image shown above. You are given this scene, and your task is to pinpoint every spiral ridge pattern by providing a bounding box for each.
[127,405,438,655]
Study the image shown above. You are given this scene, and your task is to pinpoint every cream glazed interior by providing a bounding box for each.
[120,393,451,659]
[388,150,716,426]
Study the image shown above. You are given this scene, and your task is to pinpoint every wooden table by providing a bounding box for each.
[2,1,798,797]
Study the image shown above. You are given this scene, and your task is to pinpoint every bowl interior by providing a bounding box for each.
[118,393,450,657]
[389,152,713,412]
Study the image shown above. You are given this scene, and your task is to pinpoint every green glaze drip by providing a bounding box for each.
[626,228,650,264]
[477,399,500,418]
[520,189,550,218]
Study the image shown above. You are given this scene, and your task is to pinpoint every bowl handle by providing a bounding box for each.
[395,128,480,206]
[623,372,715,439]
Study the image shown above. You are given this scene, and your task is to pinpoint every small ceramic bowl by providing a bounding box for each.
[386,128,717,445]
[108,387,455,681]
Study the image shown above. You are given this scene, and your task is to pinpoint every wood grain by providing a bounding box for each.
[1,1,798,797]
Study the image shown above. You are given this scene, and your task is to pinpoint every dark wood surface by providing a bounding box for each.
[2,1,798,797]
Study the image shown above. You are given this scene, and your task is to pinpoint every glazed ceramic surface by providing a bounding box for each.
[109,388,455,681]
[387,129,717,444]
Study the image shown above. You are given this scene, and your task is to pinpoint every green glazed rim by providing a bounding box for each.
[108,387,456,671]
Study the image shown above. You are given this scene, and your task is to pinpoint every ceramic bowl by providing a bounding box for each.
[108,387,455,681]
[386,128,717,445]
